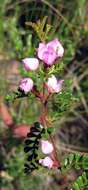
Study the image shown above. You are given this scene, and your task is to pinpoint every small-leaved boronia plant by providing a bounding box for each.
[20,19,64,173]
[6,17,88,190]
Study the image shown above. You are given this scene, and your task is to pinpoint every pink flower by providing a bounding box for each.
[22,58,39,71]
[46,75,64,93]
[39,156,53,169]
[37,38,64,66]
[19,78,33,94]
[41,140,54,154]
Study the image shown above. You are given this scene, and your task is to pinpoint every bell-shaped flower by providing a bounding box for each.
[22,58,39,71]
[37,38,64,66]
[41,140,54,154]
[46,75,64,93]
[39,156,53,169]
[19,78,33,94]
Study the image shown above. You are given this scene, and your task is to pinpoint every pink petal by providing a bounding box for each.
[46,75,57,93]
[42,48,57,65]
[56,42,64,57]
[47,38,64,58]
[47,38,59,49]
[55,80,64,93]
[37,43,46,60]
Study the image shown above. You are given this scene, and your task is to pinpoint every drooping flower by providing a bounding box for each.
[37,38,64,66]
[19,78,33,94]
[46,75,64,93]
[39,156,53,169]
[41,140,54,154]
[22,58,39,71]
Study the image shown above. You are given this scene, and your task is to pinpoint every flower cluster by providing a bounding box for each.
[19,38,64,95]
[20,38,64,172]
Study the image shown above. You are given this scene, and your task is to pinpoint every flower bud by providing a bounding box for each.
[46,75,64,93]
[22,58,39,71]
[19,78,33,94]
[41,140,53,154]
[39,156,53,169]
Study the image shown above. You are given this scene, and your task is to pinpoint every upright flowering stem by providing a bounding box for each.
[18,36,64,171]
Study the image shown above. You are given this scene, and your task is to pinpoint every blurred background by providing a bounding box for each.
[0,0,88,189]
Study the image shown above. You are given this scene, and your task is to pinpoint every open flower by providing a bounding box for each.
[39,156,53,169]
[22,58,39,71]
[46,75,64,93]
[19,78,33,94]
[41,140,54,154]
[37,38,64,66]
